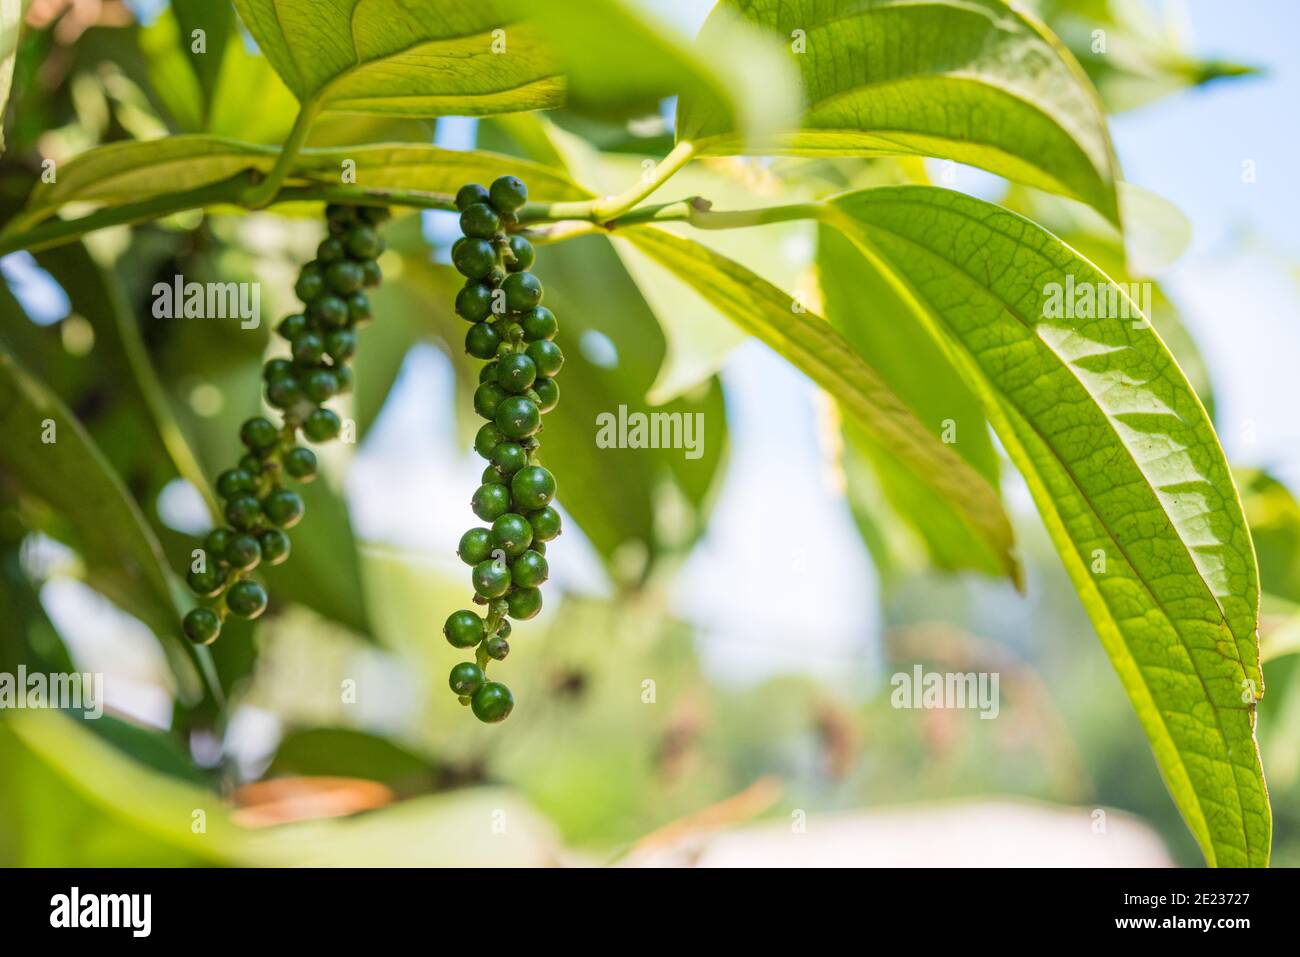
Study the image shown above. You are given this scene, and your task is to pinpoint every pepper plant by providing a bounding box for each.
[0,0,1273,866]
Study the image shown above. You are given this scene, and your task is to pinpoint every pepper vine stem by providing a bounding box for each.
[240,100,323,209]
[586,140,697,221]
[0,172,826,258]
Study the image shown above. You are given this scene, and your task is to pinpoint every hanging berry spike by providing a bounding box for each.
[444,175,563,724]
[179,203,390,646]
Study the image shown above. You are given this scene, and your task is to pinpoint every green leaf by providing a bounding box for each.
[825,184,1268,866]
[0,345,197,683]
[620,225,1017,581]
[16,136,590,225]
[6,710,560,866]
[681,0,1121,224]
[1042,0,1260,114]
[268,728,440,790]
[232,0,564,117]
[518,0,798,137]
[818,224,1009,581]
[0,0,19,155]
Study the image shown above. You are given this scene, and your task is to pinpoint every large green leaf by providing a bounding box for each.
[681,0,1121,224]
[232,0,563,117]
[620,225,1017,581]
[0,346,198,686]
[15,136,590,227]
[516,0,797,137]
[825,185,1267,866]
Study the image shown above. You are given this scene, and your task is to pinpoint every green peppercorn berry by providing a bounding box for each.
[317,237,345,263]
[292,331,326,365]
[182,607,221,645]
[526,340,564,377]
[263,488,305,529]
[239,417,278,451]
[473,382,508,420]
[303,408,341,443]
[309,294,349,328]
[472,560,511,598]
[502,272,543,311]
[325,329,357,363]
[277,313,309,341]
[452,238,496,280]
[264,358,295,381]
[347,292,373,324]
[485,635,509,660]
[458,527,494,566]
[528,505,562,541]
[346,224,384,259]
[490,513,533,558]
[479,362,498,385]
[444,609,485,648]
[215,467,255,499]
[474,422,505,459]
[489,176,528,212]
[506,586,543,620]
[302,368,339,402]
[512,466,557,510]
[449,661,486,696]
[203,527,234,557]
[259,528,291,566]
[361,259,382,287]
[359,205,391,225]
[533,376,559,413]
[456,282,494,322]
[495,353,537,393]
[334,365,355,394]
[225,493,262,531]
[465,322,501,360]
[323,257,361,295]
[495,395,541,439]
[226,579,269,619]
[326,203,358,227]
[490,442,528,475]
[295,265,325,302]
[266,376,302,410]
[455,184,491,212]
[520,306,558,341]
[283,446,318,481]
[186,564,225,598]
[223,532,261,571]
[238,454,262,476]
[482,465,506,485]
[511,549,549,588]
[471,483,511,522]
[507,235,535,272]
[460,202,501,239]
[471,681,514,723]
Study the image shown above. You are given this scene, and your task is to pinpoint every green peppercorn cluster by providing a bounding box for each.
[443,175,564,724]
[179,203,389,646]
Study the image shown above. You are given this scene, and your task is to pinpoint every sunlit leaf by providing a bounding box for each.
[826,184,1267,866]
[681,0,1121,224]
